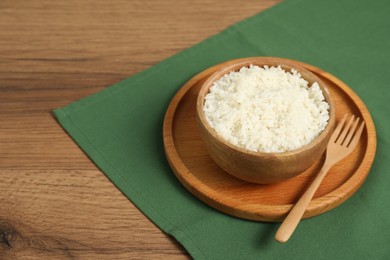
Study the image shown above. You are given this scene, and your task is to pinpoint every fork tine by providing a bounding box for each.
[342,117,359,146]
[347,121,365,149]
[336,115,354,144]
[330,114,347,143]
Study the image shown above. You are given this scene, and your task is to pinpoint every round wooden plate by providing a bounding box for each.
[163,57,376,222]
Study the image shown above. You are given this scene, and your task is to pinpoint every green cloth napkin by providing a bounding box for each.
[54,0,390,258]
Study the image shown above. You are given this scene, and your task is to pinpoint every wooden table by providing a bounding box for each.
[0,0,280,258]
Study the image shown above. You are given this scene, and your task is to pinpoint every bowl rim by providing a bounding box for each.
[196,57,336,157]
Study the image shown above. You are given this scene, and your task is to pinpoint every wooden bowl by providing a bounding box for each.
[196,57,336,184]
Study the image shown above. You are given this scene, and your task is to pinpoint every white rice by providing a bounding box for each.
[203,65,330,153]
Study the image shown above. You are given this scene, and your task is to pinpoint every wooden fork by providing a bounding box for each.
[275,114,365,243]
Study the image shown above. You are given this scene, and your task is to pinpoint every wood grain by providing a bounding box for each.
[0,0,281,259]
[163,59,376,222]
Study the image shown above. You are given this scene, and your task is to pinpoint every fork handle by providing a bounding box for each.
[275,163,332,243]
